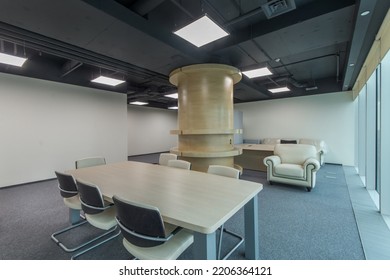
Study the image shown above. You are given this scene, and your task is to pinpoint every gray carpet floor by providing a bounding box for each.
[0,155,365,260]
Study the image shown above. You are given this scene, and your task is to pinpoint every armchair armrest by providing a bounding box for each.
[303,158,320,172]
[263,155,281,167]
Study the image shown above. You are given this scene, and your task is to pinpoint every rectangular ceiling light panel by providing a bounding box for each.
[242,67,272,78]
[0,53,27,67]
[269,86,290,93]
[174,15,229,47]
[91,75,125,86]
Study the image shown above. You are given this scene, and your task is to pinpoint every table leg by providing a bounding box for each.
[193,231,217,260]
[244,195,259,259]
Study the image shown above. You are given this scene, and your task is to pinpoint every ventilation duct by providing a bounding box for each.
[261,0,296,19]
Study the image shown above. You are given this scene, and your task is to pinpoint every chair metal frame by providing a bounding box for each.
[51,171,98,253]
[70,180,120,260]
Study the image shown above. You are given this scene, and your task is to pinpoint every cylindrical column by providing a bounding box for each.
[169,64,242,172]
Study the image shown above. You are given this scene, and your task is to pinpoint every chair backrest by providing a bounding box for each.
[55,171,78,198]
[274,144,317,165]
[113,195,166,248]
[207,165,240,179]
[75,157,106,169]
[167,159,191,170]
[75,179,105,215]
[159,153,177,166]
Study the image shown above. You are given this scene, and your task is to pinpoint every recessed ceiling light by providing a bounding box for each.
[242,67,272,78]
[269,86,290,93]
[91,75,125,86]
[0,53,27,67]
[165,93,178,99]
[129,101,148,106]
[173,15,229,47]
[274,58,281,63]
[168,106,178,110]
[349,63,355,67]
[360,10,370,16]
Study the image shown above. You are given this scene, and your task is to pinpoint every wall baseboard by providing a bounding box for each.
[0,178,56,189]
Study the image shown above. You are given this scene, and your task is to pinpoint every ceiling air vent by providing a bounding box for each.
[261,0,296,19]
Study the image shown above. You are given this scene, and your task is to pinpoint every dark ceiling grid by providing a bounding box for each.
[0,0,389,108]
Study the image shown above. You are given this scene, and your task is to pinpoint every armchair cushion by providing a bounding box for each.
[274,163,304,178]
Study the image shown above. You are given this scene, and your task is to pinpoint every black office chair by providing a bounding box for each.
[51,171,110,253]
[207,165,244,260]
[70,179,120,259]
[113,195,193,260]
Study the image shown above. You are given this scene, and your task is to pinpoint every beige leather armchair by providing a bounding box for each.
[263,144,320,192]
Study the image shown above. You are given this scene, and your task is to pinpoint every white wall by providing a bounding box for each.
[0,73,128,188]
[234,91,356,165]
[127,106,177,155]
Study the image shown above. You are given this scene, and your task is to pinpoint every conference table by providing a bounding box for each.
[67,161,263,260]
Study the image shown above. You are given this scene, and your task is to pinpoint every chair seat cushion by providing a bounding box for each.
[123,227,194,260]
[85,206,117,230]
[63,195,82,210]
[274,163,304,178]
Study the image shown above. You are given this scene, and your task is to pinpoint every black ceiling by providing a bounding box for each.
[0,0,389,109]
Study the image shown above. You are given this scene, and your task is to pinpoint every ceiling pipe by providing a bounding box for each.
[13,42,17,55]
[131,0,165,16]
[61,60,83,78]
[273,53,339,69]
[224,7,264,26]
[202,0,230,23]
[170,0,196,19]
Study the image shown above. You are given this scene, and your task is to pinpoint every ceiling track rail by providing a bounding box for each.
[273,53,341,69]
[0,21,169,83]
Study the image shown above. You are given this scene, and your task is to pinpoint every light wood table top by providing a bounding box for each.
[67,161,262,234]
